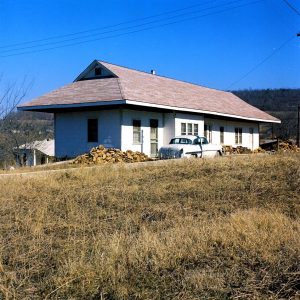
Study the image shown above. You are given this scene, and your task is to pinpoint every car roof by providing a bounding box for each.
[172,135,198,139]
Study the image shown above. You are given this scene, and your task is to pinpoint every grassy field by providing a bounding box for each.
[0,154,299,299]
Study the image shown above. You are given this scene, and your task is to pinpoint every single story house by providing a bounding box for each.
[18,60,280,158]
[15,139,55,166]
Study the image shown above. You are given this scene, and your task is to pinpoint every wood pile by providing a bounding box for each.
[73,145,152,165]
[252,147,266,154]
[222,145,252,155]
[279,141,300,152]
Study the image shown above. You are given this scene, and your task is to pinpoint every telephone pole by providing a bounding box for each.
[297,106,300,147]
[297,32,300,147]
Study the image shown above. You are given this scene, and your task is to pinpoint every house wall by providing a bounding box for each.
[163,113,176,144]
[174,113,204,136]
[204,117,259,150]
[55,110,121,158]
[121,109,164,156]
[54,108,260,158]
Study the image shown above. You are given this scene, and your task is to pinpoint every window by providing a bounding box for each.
[170,138,192,144]
[204,124,212,142]
[194,124,199,136]
[181,122,199,135]
[88,119,98,143]
[187,123,193,135]
[133,120,141,143]
[95,67,102,76]
[181,123,187,135]
[220,126,224,144]
[235,128,242,144]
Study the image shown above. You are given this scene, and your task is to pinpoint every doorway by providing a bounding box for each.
[249,128,254,150]
[150,119,158,157]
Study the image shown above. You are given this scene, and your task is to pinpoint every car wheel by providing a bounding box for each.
[215,150,222,157]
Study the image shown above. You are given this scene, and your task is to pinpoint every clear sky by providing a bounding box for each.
[0,0,299,103]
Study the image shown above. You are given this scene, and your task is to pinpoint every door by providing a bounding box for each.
[150,119,158,157]
[249,128,254,150]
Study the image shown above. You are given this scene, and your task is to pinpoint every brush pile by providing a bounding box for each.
[73,145,152,165]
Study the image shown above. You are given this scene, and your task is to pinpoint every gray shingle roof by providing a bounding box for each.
[19,60,280,123]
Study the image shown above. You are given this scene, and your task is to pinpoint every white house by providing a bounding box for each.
[15,139,55,166]
[18,60,280,158]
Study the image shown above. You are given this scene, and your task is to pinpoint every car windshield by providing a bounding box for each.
[200,137,209,144]
[169,138,192,145]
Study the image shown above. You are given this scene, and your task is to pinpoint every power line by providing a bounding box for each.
[0,0,225,50]
[226,34,295,90]
[0,0,251,55]
[282,0,300,17]
[0,0,263,58]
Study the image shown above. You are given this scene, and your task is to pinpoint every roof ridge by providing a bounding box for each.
[97,59,230,94]
[116,77,125,100]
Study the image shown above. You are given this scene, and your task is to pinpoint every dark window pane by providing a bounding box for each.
[95,67,102,76]
[220,126,224,144]
[181,123,186,135]
[133,120,141,143]
[88,119,98,143]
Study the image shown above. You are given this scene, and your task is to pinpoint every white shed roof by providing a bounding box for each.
[18,139,54,157]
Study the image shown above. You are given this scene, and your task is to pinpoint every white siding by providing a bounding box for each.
[163,113,176,144]
[204,118,259,150]
[54,108,261,158]
[55,110,121,158]
[174,113,204,136]
[121,109,164,156]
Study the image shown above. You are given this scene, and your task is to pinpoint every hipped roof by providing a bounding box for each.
[18,60,280,123]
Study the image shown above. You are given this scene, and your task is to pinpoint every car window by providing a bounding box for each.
[169,138,192,144]
[169,138,180,144]
[200,137,209,144]
[180,138,192,144]
[193,138,201,145]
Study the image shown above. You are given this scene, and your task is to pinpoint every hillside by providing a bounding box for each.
[233,89,300,140]
[0,154,299,299]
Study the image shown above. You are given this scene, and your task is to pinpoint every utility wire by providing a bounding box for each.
[282,0,300,17]
[226,34,295,90]
[0,0,250,54]
[0,0,263,58]
[0,0,223,49]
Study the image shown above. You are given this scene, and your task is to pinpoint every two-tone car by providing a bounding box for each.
[158,135,223,159]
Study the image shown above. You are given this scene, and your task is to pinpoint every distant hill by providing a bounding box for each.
[233,89,300,140]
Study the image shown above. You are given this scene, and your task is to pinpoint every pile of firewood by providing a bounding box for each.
[279,141,300,152]
[222,145,252,155]
[73,145,152,165]
[252,147,266,154]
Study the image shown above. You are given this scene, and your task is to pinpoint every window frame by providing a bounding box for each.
[235,127,243,144]
[220,126,224,144]
[181,122,199,136]
[133,119,142,144]
[204,124,212,143]
[95,67,102,76]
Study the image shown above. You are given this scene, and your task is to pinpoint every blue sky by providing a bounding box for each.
[0,0,299,102]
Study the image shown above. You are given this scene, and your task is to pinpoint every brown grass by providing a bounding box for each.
[0,153,299,299]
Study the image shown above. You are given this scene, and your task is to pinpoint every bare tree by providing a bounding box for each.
[0,76,33,167]
[0,75,32,121]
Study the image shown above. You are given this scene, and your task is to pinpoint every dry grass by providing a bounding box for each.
[0,153,299,299]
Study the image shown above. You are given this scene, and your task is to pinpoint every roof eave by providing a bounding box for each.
[125,100,281,123]
[17,99,126,112]
[17,99,281,123]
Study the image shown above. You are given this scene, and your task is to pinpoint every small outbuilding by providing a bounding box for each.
[15,139,55,166]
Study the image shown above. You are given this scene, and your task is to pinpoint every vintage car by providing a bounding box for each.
[158,135,223,159]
